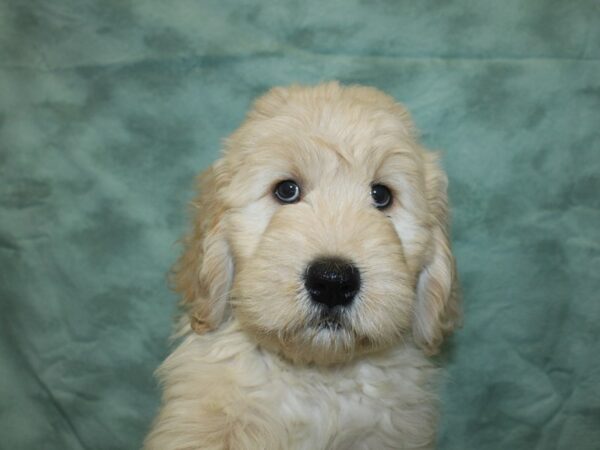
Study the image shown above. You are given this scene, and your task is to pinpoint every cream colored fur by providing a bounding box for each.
[145,82,460,450]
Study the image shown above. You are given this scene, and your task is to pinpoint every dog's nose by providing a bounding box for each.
[304,258,361,308]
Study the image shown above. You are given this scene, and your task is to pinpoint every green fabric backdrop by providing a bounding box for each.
[1,1,599,448]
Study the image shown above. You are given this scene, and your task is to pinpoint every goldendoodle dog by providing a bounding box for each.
[145,82,460,450]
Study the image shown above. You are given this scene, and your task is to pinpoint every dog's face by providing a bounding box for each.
[175,83,459,364]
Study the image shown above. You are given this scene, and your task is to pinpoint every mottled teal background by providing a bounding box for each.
[1,1,599,449]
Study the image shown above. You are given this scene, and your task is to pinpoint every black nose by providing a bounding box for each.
[304,258,361,308]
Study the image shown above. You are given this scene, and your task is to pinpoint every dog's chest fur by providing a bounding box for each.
[150,321,438,450]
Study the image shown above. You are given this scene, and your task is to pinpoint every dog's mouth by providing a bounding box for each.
[308,307,349,332]
[320,320,343,331]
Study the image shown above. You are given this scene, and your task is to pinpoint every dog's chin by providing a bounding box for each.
[280,330,359,365]
[244,315,381,366]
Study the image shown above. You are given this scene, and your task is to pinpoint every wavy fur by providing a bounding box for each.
[146,82,460,449]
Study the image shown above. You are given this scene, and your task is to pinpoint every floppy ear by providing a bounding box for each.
[413,153,461,355]
[172,161,234,334]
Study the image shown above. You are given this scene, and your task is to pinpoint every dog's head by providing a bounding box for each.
[174,82,460,364]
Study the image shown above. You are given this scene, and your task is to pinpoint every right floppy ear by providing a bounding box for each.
[172,160,234,334]
[412,153,461,354]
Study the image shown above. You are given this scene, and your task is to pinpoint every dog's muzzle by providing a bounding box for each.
[304,258,361,309]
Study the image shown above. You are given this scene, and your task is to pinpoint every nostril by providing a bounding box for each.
[304,258,361,308]
[341,268,360,291]
[341,280,359,297]
[307,281,326,296]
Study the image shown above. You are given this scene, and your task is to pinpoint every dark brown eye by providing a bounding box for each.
[274,180,301,204]
[371,184,392,209]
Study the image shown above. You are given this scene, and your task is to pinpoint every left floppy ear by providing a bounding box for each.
[413,152,461,355]
[172,160,234,334]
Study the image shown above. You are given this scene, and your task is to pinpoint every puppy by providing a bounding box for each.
[145,82,460,450]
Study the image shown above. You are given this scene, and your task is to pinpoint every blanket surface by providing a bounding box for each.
[1,0,599,448]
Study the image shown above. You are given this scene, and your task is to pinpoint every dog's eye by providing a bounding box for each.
[371,184,392,209]
[274,180,301,204]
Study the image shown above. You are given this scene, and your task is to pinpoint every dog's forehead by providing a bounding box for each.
[232,102,417,173]
[231,130,417,195]
[222,87,424,206]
